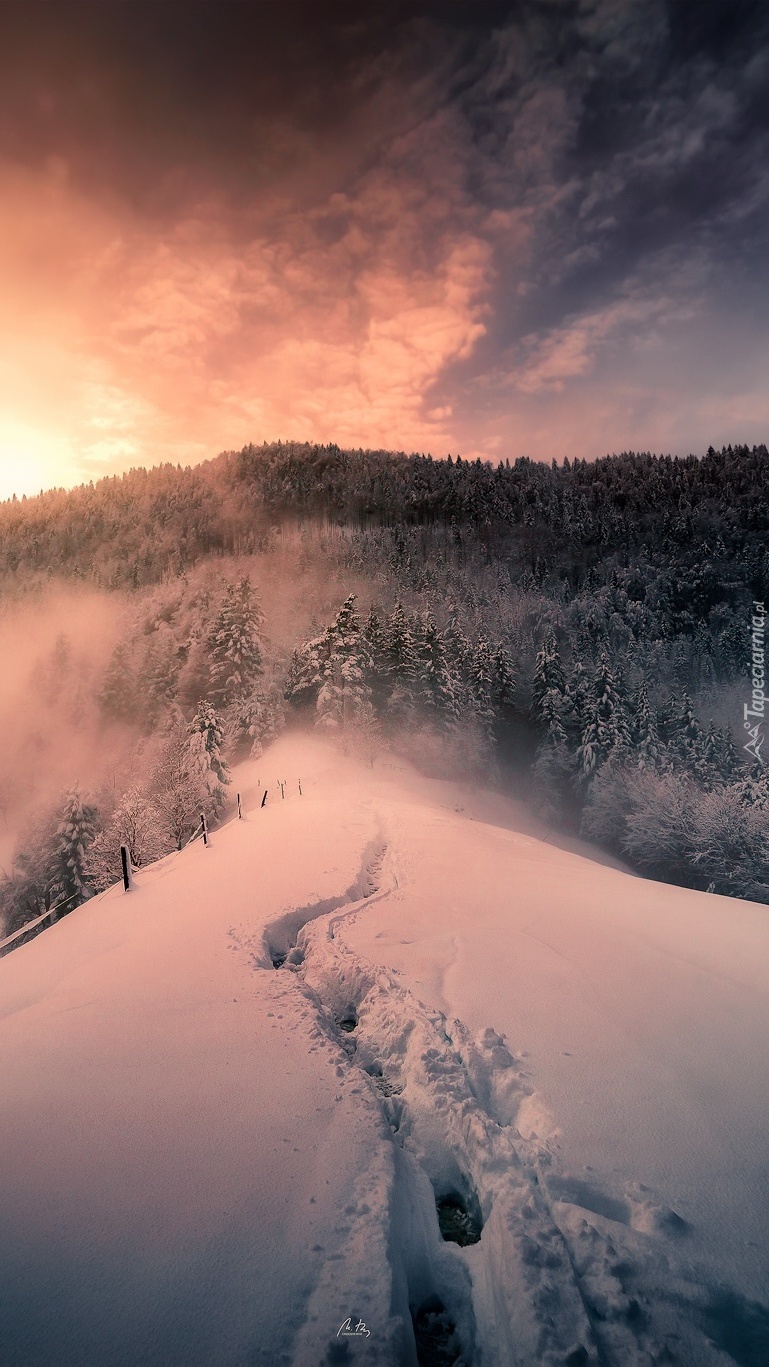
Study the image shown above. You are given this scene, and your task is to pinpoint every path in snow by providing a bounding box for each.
[2,734,769,1367]
[250,742,769,1367]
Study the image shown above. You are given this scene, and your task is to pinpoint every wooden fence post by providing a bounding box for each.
[120,844,131,892]
[261,789,268,808]
[237,792,242,819]
[298,779,302,796]
[200,812,208,846]
[279,781,285,800]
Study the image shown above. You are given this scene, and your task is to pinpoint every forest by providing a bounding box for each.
[1,439,768,939]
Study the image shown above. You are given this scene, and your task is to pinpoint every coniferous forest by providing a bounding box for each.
[1,440,768,939]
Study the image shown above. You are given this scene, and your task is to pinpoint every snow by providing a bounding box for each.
[1,733,768,1366]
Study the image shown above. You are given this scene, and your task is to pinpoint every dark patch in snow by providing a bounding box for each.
[412,1297,464,1367]
[436,1193,483,1247]
[699,1287,769,1367]
[338,1013,357,1033]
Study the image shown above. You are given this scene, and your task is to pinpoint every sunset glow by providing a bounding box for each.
[0,1,767,499]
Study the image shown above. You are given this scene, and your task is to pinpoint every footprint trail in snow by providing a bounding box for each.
[254,828,769,1367]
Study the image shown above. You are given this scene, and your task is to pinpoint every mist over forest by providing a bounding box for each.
[2,440,768,939]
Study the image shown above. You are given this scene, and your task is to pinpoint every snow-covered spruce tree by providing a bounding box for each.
[490,643,517,731]
[317,653,371,734]
[415,612,456,727]
[84,789,168,892]
[530,629,565,724]
[530,684,573,824]
[698,720,722,789]
[285,597,363,719]
[442,618,474,716]
[188,701,230,813]
[382,602,419,727]
[309,596,373,738]
[716,724,741,783]
[468,633,496,740]
[53,788,100,907]
[576,648,629,783]
[207,578,265,707]
[633,681,663,772]
[563,659,590,748]
[361,606,390,715]
[671,693,705,771]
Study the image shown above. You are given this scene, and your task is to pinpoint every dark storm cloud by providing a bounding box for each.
[0,0,767,496]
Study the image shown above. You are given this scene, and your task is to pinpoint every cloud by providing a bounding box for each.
[1,1,768,499]
[511,275,700,394]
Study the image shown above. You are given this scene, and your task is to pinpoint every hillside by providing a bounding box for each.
[2,442,768,931]
[2,733,768,1366]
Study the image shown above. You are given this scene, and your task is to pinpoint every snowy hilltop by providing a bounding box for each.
[1,733,768,1366]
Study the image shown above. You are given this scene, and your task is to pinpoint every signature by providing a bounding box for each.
[337,1317,371,1339]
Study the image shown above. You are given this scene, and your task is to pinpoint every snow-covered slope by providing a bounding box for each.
[1,735,768,1367]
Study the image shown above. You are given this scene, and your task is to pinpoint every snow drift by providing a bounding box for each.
[1,734,768,1366]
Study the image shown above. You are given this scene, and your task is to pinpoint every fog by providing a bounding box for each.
[0,542,371,888]
[0,588,127,869]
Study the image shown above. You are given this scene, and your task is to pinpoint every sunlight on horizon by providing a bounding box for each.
[0,418,82,501]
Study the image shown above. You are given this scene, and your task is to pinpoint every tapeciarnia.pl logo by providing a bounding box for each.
[744,600,766,763]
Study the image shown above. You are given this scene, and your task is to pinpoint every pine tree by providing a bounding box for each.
[490,644,517,721]
[468,634,495,738]
[313,597,372,734]
[416,613,456,725]
[188,701,230,811]
[53,788,99,906]
[443,618,474,715]
[716,725,741,783]
[361,606,389,714]
[207,578,265,706]
[633,682,662,772]
[383,603,419,726]
[531,629,565,725]
[576,649,626,781]
[564,660,590,746]
[672,694,704,769]
[539,687,568,746]
[698,720,721,788]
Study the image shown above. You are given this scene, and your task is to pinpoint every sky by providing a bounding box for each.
[0,0,768,500]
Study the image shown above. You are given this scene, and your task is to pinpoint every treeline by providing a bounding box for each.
[284,595,769,902]
[2,440,768,597]
[1,440,767,919]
